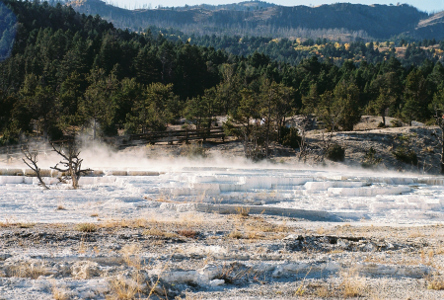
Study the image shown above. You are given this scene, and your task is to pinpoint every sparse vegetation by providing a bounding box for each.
[75,223,97,233]
[177,229,198,239]
[52,285,70,300]
[390,119,403,127]
[7,261,51,279]
[56,205,66,210]
[393,147,418,166]
[180,142,207,158]
[428,274,444,290]
[143,228,178,238]
[361,147,382,168]
[325,143,345,162]
[17,222,35,228]
[108,275,140,300]
[235,206,250,217]
[227,230,243,239]
[340,271,366,298]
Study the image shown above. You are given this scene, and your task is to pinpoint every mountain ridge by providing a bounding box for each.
[66,0,444,40]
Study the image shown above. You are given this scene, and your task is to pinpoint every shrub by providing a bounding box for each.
[390,119,403,127]
[181,142,207,158]
[228,230,243,239]
[75,223,97,232]
[361,147,382,168]
[325,144,345,162]
[177,229,198,238]
[393,147,418,166]
[279,126,302,149]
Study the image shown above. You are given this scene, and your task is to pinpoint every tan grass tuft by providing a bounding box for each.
[427,273,444,290]
[235,206,250,217]
[340,271,366,298]
[52,286,70,300]
[107,275,140,300]
[9,262,51,279]
[227,230,243,239]
[75,223,97,233]
[143,228,178,238]
[57,205,66,210]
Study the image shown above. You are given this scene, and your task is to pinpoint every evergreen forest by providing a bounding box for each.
[1,0,444,156]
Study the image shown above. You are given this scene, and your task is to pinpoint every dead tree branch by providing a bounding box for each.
[22,146,49,190]
[50,141,92,189]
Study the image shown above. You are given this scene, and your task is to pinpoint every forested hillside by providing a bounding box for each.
[151,27,444,66]
[67,0,444,41]
[2,0,444,159]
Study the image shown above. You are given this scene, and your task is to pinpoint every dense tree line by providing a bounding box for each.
[150,27,444,67]
[1,1,444,159]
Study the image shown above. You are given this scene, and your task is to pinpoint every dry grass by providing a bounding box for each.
[245,231,265,239]
[75,223,97,232]
[106,242,158,299]
[132,218,150,228]
[8,262,51,279]
[427,274,444,290]
[435,245,444,255]
[177,229,199,239]
[107,245,170,300]
[108,244,144,299]
[143,228,178,238]
[294,267,312,296]
[153,192,175,203]
[363,253,389,264]
[227,230,243,239]
[408,230,425,238]
[235,206,250,217]
[97,214,211,233]
[17,222,35,228]
[77,237,89,254]
[100,218,135,229]
[240,216,290,240]
[315,285,330,297]
[71,261,100,279]
[121,244,142,269]
[173,212,205,228]
[340,271,367,298]
[420,249,435,265]
[316,226,328,235]
[52,285,70,300]
[107,275,140,300]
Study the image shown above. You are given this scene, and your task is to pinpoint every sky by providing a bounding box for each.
[108,0,444,13]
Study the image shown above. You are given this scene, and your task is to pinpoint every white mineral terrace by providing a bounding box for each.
[1,164,443,224]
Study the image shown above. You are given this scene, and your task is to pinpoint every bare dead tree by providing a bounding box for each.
[50,141,92,189]
[21,146,49,190]
[296,116,310,162]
